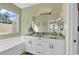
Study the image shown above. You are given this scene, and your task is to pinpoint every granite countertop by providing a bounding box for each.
[25,33,65,39]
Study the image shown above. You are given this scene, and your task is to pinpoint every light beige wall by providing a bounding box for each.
[0,3,22,39]
[21,3,64,35]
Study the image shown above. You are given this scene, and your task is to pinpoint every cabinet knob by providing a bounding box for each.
[51,45,53,48]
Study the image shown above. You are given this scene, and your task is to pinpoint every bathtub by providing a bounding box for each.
[0,36,25,55]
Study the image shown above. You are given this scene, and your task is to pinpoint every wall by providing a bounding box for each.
[0,3,22,39]
[21,3,64,35]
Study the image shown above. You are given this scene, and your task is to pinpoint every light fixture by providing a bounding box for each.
[39,8,52,15]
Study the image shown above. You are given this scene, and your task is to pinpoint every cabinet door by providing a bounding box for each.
[54,39,65,55]
[43,42,51,55]
[42,38,55,55]
[48,39,55,55]
[43,38,65,55]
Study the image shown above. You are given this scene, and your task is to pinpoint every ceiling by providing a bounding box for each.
[13,3,38,9]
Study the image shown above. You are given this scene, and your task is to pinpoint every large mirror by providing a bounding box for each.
[31,15,63,33]
[27,14,65,37]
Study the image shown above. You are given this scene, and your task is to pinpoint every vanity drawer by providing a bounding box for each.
[36,48,42,55]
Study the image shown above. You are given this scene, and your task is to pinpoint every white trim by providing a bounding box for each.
[66,3,78,54]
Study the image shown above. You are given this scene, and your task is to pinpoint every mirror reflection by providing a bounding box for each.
[28,14,65,38]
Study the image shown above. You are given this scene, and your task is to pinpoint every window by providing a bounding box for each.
[48,20,58,32]
[0,8,19,35]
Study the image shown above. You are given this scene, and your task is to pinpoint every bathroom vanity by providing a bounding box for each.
[24,35,65,55]
[24,14,65,55]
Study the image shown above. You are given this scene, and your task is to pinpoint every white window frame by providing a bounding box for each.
[0,8,20,35]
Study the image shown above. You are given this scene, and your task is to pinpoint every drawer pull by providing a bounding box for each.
[51,45,53,48]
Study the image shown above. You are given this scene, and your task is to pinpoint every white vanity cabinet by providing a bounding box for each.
[24,36,65,55]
